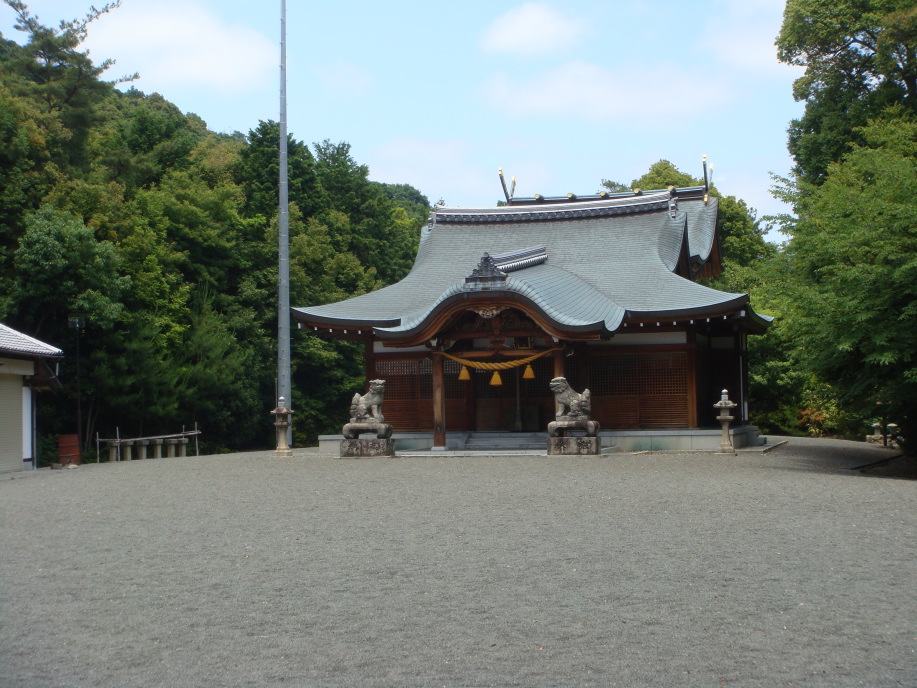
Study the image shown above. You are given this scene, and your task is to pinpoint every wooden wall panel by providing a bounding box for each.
[375,347,697,431]
[589,350,692,429]
[638,395,689,428]
[592,396,639,429]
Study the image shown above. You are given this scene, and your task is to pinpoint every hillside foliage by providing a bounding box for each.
[0,2,428,458]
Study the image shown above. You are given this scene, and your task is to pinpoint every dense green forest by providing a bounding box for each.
[0,1,428,458]
[2,0,914,461]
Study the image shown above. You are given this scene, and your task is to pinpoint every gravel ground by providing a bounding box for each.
[1,437,915,688]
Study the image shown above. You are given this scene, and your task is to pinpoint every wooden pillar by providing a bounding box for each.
[553,346,565,379]
[553,345,565,417]
[432,352,446,449]
[686,328,698,428]
[580,342,592,393]
[739,332,748,425]
[686,348,698,428]
[364,332,375,390]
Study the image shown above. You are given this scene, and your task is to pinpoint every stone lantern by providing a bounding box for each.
[713,389,737,455]
[271,397,294,457]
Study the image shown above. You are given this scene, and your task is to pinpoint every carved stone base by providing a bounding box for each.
[340,439,395,458]
[547,436,601,455]
[342,422,393,440]
[548,419,600,437]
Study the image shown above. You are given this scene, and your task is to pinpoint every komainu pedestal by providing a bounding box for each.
[340,438,395,458]
[546,377,601,455]
[547,436,601,455]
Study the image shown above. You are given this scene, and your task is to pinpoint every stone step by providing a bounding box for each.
[463,432,548,450]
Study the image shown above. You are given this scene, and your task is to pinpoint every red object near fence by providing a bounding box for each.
[57,434,80,466]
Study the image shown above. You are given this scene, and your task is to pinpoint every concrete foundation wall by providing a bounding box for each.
[318,427,764,453]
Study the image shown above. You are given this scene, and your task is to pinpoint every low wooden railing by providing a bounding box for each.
[95,426,201,463]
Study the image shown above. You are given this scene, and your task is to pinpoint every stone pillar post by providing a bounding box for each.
[152,439,163,459]
[122,441,134,461]
[107,440,118,463]
[166,439,178,458]
[137,440,149,460]
[178,437,188,457]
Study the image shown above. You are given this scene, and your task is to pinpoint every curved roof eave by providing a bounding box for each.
[684,196,718,263]
[291,308,400,330]
[624,297,773,333]
[373,277,627,341]
[624,293,750,320]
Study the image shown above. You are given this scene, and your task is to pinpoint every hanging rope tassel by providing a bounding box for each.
[522,364,535,379]
[458,365,471,381]
[434,347,561,371]
[490,370,503,386]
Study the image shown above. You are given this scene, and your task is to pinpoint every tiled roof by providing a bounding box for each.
[432,192,672,224]
[0,323,64,358]
[293,194,760,337]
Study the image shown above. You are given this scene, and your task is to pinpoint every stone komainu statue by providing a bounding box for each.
[548,377,599,438]
[549,377,591,420]
[343,379,393,440]
[350,379,386,423]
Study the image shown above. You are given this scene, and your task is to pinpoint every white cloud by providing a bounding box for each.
[312,62,373,98]
[84,1,275,94]
[371,137,529,207]
[701,0,800,76]
[479,2,586,56]
[369,137,566,208]
[369,138,490,206]
[484,60,730,125]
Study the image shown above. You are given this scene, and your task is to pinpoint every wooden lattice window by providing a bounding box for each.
[443,359,465,399]
[375,359,430,400]
[589,352,687,397]
[591,354,638,396]
[642,353,688,395]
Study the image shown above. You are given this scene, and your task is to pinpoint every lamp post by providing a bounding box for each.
[68,314,85,451]
[713,389,737,455]
[271,397,294,457]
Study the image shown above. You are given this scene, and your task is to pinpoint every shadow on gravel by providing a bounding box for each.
[766,437,916,479]
[853,454,917,480]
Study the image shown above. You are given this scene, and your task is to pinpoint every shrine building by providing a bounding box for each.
[293,179,771,452]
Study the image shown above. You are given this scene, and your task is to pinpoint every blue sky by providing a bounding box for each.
[3,0,804,230]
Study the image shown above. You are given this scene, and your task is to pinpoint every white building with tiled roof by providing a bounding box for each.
[0,323,63,472]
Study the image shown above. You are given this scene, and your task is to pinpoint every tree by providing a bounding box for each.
[599,179,629,193]
[12,204,130,334]
[0,4,434,451]
[630,159,702,190]
[776,110,917,437]
[313,140,419,283]
[0,82,60,240]
[237,120,322,220]
[376,181,431,228]
[777,0,917,184]
[2,0,134,170]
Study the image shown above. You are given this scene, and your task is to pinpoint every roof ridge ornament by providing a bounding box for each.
[490,245,548,273]
[464,253,508,290]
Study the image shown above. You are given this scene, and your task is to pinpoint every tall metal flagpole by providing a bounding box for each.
[277,0,292,443]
